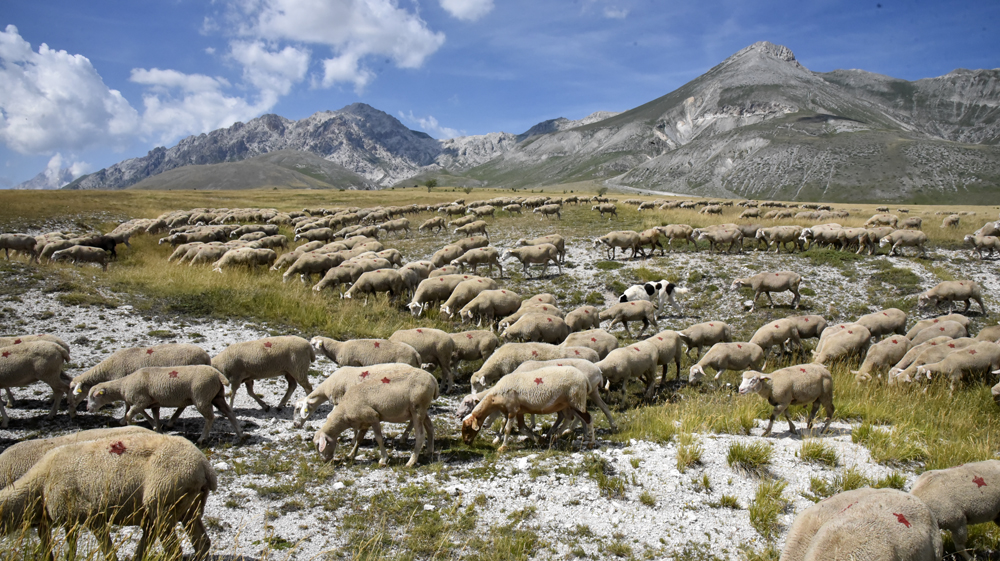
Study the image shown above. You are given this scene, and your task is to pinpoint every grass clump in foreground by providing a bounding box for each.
[748,478,789,541]
[797,439,838,467]
[727,441,773,476]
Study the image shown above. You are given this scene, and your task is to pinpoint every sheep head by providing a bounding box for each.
[314,432,338,462]
[739,371,769,395]
[688,365,706,384]
[461,415,482,444]
[86,387,115,412]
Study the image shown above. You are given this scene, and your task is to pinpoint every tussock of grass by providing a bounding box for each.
[798,439,838,467]
[676,433,704,473]
[727,441,774,476]
[748,478,789,541]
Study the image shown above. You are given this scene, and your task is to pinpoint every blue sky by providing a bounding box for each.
[1,0,998,187]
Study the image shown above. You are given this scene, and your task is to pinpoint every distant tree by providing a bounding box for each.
[597,187,608,196]
[425,178,438,192]
[463,187,474,194]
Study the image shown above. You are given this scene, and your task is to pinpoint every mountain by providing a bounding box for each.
[14,166,75,190]
[62,41,1000,202]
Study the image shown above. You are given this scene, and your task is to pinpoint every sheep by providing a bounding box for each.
[619,281,689,316]
[756,225,804,253]
[591,203,618,219]
[910,320,969,345]
[977,325,1000,342]
[510,358,614,431]
[469,205,496,219]
[941,214,961,228]
[739,364,834,436]
[449,215,476,228]
[418,216,446,234]
[858,226,895,254]
[905,314,971,340]
[312,263,363,293]
[470,343,600,391]
[69,343,211,413]
[534,204,562,219]
[211,247,276,272]
[856,308,908,339]
[458,289,521,327]
[0,432,216,561]
[407,273,484,316]
[799,225,842,250]
[865,213,899,228]
[440,277,500,317]
[342,268,405,302]
[430,244,466,268]
[918,280,987,314]
[783,315,828,341]
[640,330,685,385]
[852,335,912,382]
[890,337,977,384]
[812,324,872,365]
[0,334,69,356]
[517,234,566,263]
[0,342,72,428]
[694,227,743,253]
[389,328,457,391]
[739,208,760,219]
[503,204,523,215]
[633,228,663,258]
[599,300,657,338]
[593,231,640,260]
[678,321,732,358]
[497,303,567,331]
[503,244,562,278]
[564,306,601,332]
[451,330,501,368]
[294,363,423,427]
[461,366,592,450]
[597,341,660,398]
[51,245,110,271]
[283,251,343,283]
[212,336,315,410]
[911,460,1000,560]
[312,336,420,371]
[655,224,696,251]
[451,246,503,276]
[781,488,943,561]
[86,365,243,443]
[730,271,802,310]
[749,319,802,359]
[879,229,929,256]
[917,341,1000,391]
[378,218,410,238]
[429,265,460,277]
[314,368,437,466]
[964,234,1000,259]
[454,220,489,240]
[294,227,336,242]
[562,329,618,360]
[688,342,765,384]
[900,216,923,229]
[501,314,571,344]
[0,233,37,261]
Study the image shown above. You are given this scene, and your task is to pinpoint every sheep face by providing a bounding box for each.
[456,393,480,418]
[86,387,115,412]
[314,432,338,462]
[738,372,768,395]
[689,365,706,384]
[461,415,482,444]
[729,280,746,291]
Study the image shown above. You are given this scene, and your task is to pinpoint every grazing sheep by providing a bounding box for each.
[212,336,315,410]
[593,231,640,260]
[389,328,457,391]
[0,334,69,356]
[731,271,802,310]
[503,244,562,278]
[906,314,971,340]
[469,205,496,219]
[879,229,929,256]
[749,319,802,359]
[678,321,733,358]
[910,320,968,345]
[312,263,363,293]
[419,216,446,234]
[964,234,1000,259]
[518,234,567,263]
[900,216,923,229]
[644,330,685,384]
[501,314,571,344]
[440,277,500,317]
[917,341,1000,391]
[470,343,599,391]
[69,343,211,411]
[619,281,689,316]
[918,280,987,314]
[0,342,72,428]
[283,252,343,283]
[688,342,765,383]
[534,204,562,220]
[739,364,834,436]
[756,225,804,253]
[498,303,566,330]
[591,203,618,219]
[694,227,743,253]
[0,432,216,561]
[739,208,760,219]
[781,488,943,561]
[451,330,501,368]
[941,214,960,228]
[454,220,489,240]
[294,363,423,427]
[312,336,420,371]
[313,368,437,466]
[852,335,912,382]
[563,329,618,360]
[211,247,276,272]
[407,273,483,316]
[87,365,243,443]
[451,246,503,277]
[564,306,601,332]
[655,224,697,251]
[812,325,872,365]
[599,300,658,338]
[503,204,523,215]
[783,315,828,341]
[911,460,1000,560]
[430,244,466,268]
[510,358,614,432]
[856,308,908,339]
[462,366,593,450]
[458,289,521,327]
[888,337,970,384]
[342,268,405,302]
[597,341,660,398]
[51,245,110,271]
[0,233,37,261]
[865,213,899,228]
[976,325,1000,342]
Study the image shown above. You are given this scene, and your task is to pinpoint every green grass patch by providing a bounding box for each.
[727,441,773,476]
[747,478,789,541]
[798,439,838,467]
[595,261,623,270]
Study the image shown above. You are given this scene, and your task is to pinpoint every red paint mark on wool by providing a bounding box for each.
[893,513,911,527]
[264,342,272,348]
[373,342,380,348]
[1,352,8,358]
[417,329,423,333]
[360,371,370,379]
[534,378,544,385]
[109,442,127,455]
[969,349,977,355]
[466,334,473,339]
[547,318,552,322]
[13,339,20,344]
[974,476,987,488]
[532,351,538,356]
[381,377,391,384]
[146,349,154,355]
[892,339,898,344]
[800,368,807,372]
[168,371,179,378]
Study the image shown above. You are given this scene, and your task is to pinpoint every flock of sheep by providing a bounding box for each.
[0,193,999,559]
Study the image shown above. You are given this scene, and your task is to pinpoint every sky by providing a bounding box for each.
[1,0,998,188]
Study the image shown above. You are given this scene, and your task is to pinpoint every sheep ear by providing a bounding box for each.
[758,374,772,380]
[469,417,481,431]
[316,435,329,453]
[94,389,105,397]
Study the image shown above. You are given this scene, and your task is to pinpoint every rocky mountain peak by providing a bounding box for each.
[735,41,797,62]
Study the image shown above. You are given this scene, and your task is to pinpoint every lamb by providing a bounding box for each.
[941,214,961,228]
[454,220,489,239]
[688,342,765,384]
[450,330,501,368]
[342,268,405,302]
[749,319,802,358]
[879,229,929,256]
[619,281,689,316]
[0,233,37,261]
[596,341,660,398]
[501,314,571,344]
[593,231,640,260]
[0,342,72,428]
[964,234,1000,259]
[461,366,592,450]
[470,343,600,391]
[517,234,566,263]
[678,321,733,358]
[440,277,500,317]
[911,460,1000,560]
[562,329,618,360]
[917,341,1000,391]
[50,245,110,271]
[69,343,211,410]
[389,328,457,391]
[503,244,562,278]
[294,363,423,427]
[451,246,503,276]
[812,325,872,365]
[510,358,614,431]
[910,320,969,345]
[458,289,521,326]
[738,364,834,436]
[564,306,601,332]
[211,247,276,272]
[655,224,696,251]
[730,271,802,310]
[599,300,658,338]
[313,368,436,466]
[781,488,942,561]
[0,432,216,561]
[212,336,315,410]
[906,314,972,339]
[591,203,618,219]
[856,308,908,339]
[918,280,987,314]
[852,335,912,382]
[86,365,243,443]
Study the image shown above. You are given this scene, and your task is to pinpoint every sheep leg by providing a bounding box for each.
[4,389,13,408]
[766,292,776,308]
[36,514,54,561]
[762,407,781,436]
[515,413,539,446]
[806,402,820,430]
[212,394,244,440]
[791,288,801,309]
[498,413,518,451]
[0,399,11,429]
[243,380,272,411]
[950,523,972,561]
[546,410,567,449]
[348,425,369,463]
[124,404,146,427]
[423,414,435,458]
[370,422,392,466]
[195,402,216,444]
[64,525,79,561]
[165,405,187,428]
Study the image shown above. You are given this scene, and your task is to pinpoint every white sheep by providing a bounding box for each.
[212,336,315,410]
[51,245,110,271]
[501,313,571,344]
[407,273,480,316]
[0,233,37,261]
[0,341,72,428]
[439,277,500,317]
[282,252,343,283]
[888,337,969,384]
[503,244,562,278]
[739,364,834,436]
[451,246,503,277]
[911,460,1000,560]
[312,336,420,370]
[498,303,565,330]
[879,229,929,256]
[599,300,657,338]
[783,315,828,341]
[643,330,685,386]
[293,363,421,427]
[905,314,971,340]
[470,343,600,391]
[450,330,501,368]
[591,203,618,219]
[749,319,802,359]
[655,224,696,251]
[917,341,1000,391]
[596,341,660,398]
[856,308,908,339]
[688,342,765,384]
[564,306,601,332]
[510,358,615,432]
[730,271,802,310]
[389,328,457,392]
[910,320,968,345]
[852,335,912,382]
[517,234,566,263]
[677,321,733,358]
[313,368,437,466]
[86,365,243,443]
[918,280,987,315]
[812,324,872,365]
[562,329,618,360]
[342,268,405,303]
[458,289,521,327]
[593,231,639,260]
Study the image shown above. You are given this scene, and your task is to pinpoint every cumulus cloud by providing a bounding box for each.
[398,111,461,139]
[439,0,495,21]
[603,7,629,19]
[228,41,310,103]
[43,153,89,185]
[0,25,140,154]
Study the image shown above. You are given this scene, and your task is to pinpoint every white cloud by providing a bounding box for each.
[603,7,629,19]
[0,25,140,154]
[398,110,461,139]
[439,0,495,21]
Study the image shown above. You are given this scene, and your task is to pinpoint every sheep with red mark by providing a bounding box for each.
[852,335,912,382]
[643,330,684,384]
[503,244,562,277]
[596,341,660,398]
[911,320,968,345]
[749,319,802,359]
[450,330,501,369]
[677,321,733,358]
[856,308,907,340]
[458,289,521,327]
[593,231,639,260]
[389,328,457,392]
[917,341,1000,391]
[906,314,971,339]
[470,343,599,391]
[517,234,566,262]
[212,336,315,411]
[812,325,872,365]
[891,337,976,384]
[918,280,987,314]
[911,460,1000,560]
[565,306,601,332]
[407,273,482,316]
[501,314,571,344]
[0,342,72,428]
[440,277,500,318]
[342,268,405,303]
[451,246,503,277]
[739,364,834,436]
[294,363,423,427]
[688,342,764,384]
[655,224,696,251]
[599,300,657,338]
